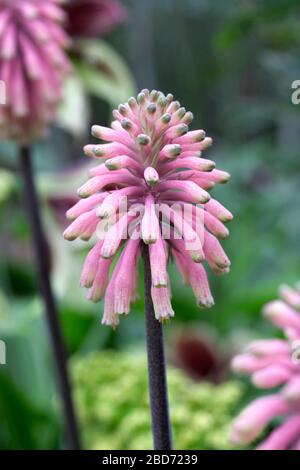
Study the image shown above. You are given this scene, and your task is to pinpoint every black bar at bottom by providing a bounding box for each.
[0,450,295,466]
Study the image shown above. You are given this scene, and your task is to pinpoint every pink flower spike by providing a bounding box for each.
[0,0,71,141]
[65,90,232,326]
[231,281,300,449]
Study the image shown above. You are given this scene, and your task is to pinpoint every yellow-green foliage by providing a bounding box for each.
[72,351,243,450]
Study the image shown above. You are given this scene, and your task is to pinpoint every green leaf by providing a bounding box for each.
[72,39,136,106]
[0,372,59,449]
[0,169,15,204]
[58,75,90,137]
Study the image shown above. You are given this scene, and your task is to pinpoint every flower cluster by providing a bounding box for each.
[231,283,300,450]
[73,350,243,450]
[64,90,232,327]
[0,0,70,141]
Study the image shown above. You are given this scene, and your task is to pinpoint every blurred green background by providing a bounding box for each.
[0,0,300,450]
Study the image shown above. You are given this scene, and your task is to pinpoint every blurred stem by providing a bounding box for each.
[142,243,172,450]
[19,146,80,450]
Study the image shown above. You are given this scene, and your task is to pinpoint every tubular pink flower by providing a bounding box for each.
[151,281,175,321]
[231,282,300,449]
[0,0,71,141]
[66,192,108,220]
[279,284,300,310]
[149,231,168,288]
[257,414,300,451]
[263,300,300,336]
[141,194,159,244]
[112,237,140,315]
[65,90,232,326]
[231,395,290,445]
[80,241,104,288]
[252,365,293,389]
[87,256,112,302]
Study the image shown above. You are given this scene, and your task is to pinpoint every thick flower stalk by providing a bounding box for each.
[64,0,127,38]
[64,90,232,327]
[231,283,300,450]
[0,0,70,141]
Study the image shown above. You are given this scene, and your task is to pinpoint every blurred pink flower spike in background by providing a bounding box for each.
[231,282,300,450]
[64,0,127,38]
[0,0,80,448]
[64,89,233,328]
[0,0,71,142]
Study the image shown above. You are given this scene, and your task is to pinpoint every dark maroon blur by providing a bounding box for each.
[64,0,127,38]
[169,328,232,383]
